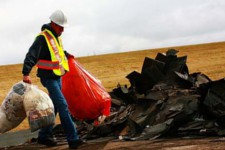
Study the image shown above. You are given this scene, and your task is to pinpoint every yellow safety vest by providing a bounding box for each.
[36,29,69,76]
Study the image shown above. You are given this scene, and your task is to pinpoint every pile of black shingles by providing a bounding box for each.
[54,49,225,141]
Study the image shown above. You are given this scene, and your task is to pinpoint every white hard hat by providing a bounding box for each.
[49,10,68,27]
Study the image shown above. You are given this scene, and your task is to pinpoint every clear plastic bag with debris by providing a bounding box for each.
[23,84,55,132]
[0,82,27,133]
[0,81,55,133]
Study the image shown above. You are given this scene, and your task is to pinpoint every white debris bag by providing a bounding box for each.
[0,81,55,133]
[23,84,55,132]
[0,82,27,133]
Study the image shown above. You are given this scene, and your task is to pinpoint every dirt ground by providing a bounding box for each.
[2,136,225,150]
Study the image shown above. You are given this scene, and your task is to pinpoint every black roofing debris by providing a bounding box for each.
[74,49,225,141]
[48,49,225,143]
[9,49,225,147]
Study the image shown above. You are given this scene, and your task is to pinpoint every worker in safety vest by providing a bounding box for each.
[22,10,83,149]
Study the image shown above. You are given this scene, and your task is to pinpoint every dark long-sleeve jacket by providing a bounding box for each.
[22,23,69,79]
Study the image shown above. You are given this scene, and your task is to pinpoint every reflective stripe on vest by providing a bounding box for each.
[36,60,59,70]
[36,29,69,76]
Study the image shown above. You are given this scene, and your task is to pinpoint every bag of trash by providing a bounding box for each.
[23,84,55,132]
[0,82,27,133]
[62,57,111,121]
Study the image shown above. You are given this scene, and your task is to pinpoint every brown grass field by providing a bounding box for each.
[0,41,225,132]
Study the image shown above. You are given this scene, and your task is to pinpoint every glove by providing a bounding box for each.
[23,75,32,84]
[67,53,74,59]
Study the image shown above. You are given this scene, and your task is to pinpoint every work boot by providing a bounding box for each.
[37,137,57,147]
[68,139,84,149]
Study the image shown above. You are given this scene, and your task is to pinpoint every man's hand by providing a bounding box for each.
[23,75,32,84]
[67,53,75,59]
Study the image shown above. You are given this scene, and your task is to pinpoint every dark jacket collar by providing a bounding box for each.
[41,23,58,38]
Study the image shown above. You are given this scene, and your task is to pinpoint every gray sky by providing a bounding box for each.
[1,0,225,65]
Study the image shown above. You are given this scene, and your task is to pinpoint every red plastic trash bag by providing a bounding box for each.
[62,57,111,120]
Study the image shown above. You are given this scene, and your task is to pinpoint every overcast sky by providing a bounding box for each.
[1,0,225,65]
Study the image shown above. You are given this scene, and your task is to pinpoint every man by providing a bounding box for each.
[22,10,82,149]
